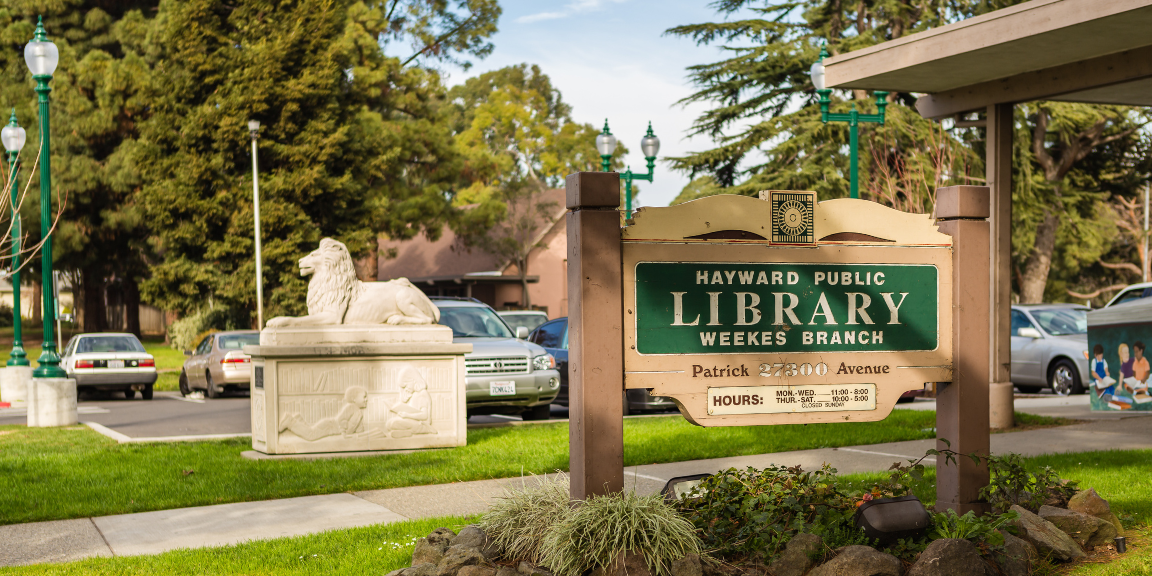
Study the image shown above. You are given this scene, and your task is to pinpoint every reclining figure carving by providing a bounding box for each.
[266,238,440,327]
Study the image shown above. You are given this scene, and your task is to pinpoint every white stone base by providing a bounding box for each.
[248,328,470,455]
[27,377,78,427]
[0,366,32,404]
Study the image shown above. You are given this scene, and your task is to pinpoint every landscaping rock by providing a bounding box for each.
[518,561,555,576]
[385,569,404,576]
[438,546,489,576]
[414,528,458,565]
[671,553,703,576]
[769,533,822,576]
[451,526,501,560]
[1038,505,1111,547]
[1086,517,1119,548]
[807,546,901,576]
[458,567,498,576]
[589,551,651,576]
[993,532,1037,576]
[906,538,993,576]
[402,564,439,576]
[1009,505,1086,562]
[1068,489,1110,518]
[496,566,519,576]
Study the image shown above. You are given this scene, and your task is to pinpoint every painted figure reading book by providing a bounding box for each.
[1090,344,1115,402]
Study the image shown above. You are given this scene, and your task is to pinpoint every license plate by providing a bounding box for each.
[489,382,516,396]
[107,360,124,369]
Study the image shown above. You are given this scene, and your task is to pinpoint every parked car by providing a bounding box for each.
[433,298,561,420]
[180,330,260,398]
[1010,304,1091,395]
[528,317,678,415]
[1104,282,1152,308]
[62,333,157,399]
[497,310,549,337]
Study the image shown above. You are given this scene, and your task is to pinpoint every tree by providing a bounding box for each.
[135,0,485,320]
[448,64,624,308]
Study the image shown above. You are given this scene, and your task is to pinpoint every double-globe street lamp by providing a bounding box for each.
[1,111,27,367]
[809,46,888,200]
[25,17,65,378]
[596,120,660,220]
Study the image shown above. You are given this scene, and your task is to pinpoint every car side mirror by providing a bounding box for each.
[1017,327,1042,339]
[516,326,530,339]
[183,350,192,356]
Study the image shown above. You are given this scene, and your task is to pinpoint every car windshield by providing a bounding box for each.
[76,336,145,353]
[218,334,260,350]
[1030,308,1088,336]
[501,313,547,333]
[440,307,514,338]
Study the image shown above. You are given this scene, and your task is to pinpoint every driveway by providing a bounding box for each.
[0,391,251,438]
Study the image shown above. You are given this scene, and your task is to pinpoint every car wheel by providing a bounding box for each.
[521,404,551,421]
[1016,384,1043,394]
[124,388,136,400]
[178,371,191,397]
[1049,360,1084,396]
[141,384,154,400]
[205,372,219,399]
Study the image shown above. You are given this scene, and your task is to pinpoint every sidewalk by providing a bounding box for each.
[2,411,1149,567]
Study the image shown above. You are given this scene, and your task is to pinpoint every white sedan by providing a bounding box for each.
[62,333,158,400]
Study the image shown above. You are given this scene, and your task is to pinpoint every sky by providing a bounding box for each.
[442,0,752,208]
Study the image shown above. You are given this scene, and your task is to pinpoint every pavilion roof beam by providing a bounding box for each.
[915,44,1152,119]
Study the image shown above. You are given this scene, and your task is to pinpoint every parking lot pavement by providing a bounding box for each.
[0,391,251,438]
[895,392,1152,420]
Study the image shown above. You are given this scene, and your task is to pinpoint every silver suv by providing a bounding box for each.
[433,298,561,420]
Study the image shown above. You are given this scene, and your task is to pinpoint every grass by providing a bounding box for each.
[0,515,477,575]
[5,449,1149,575]
[0,409,1050,525]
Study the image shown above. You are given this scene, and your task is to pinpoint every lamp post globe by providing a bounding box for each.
[596,119,618,172]
[809,52,826,91]
[3,110,27,367]
[26,16,65,378]
[640,123,660,159]
[248,119,260,135]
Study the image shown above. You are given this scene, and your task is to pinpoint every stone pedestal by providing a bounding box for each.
[246,325,470,455]
[27,377,78,427]
[0,366,32,405]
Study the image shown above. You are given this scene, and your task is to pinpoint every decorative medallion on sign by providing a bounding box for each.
[770,191,816,245]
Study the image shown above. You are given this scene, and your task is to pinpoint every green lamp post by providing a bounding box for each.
[2,110,28,367]
[25,16,65,379]
[595,120,660,219]
[810,46,888,200]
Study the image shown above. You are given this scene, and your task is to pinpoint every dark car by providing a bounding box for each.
[529,317,677,414]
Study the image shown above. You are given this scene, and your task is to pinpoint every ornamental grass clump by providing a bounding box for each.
[478,475,572,564]
[540,491,701,576]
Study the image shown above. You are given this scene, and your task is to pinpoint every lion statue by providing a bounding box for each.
[265,238,440,327]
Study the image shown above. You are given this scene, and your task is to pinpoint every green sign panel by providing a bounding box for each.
[634,262,938,355]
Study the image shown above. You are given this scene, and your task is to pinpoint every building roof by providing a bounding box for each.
[378,188,566,283]
[823,0,1152,118]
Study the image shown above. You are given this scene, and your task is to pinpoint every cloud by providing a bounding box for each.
[516,0,625,24]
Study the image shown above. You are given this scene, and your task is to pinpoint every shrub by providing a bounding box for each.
[479,476,572,564]
[167,307,247,351]
[541,491,700,576]
[0,303,13,328]
[982,453,1078,513]
[929,509,1019,547]
[676,464,854,560]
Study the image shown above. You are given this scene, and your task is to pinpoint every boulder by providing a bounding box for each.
[437,546,489,576]
[402,564,439,576]
[589,552,651,576]
[1086,518,1119,548]
[671,553,703,576]
[994,531,1037,576]
[1038,505,1111,547]
[414,528,458,565]
[1067,489,1110,518]
[807,545,902,576]
[518,562,555,576]
[458,567,498,576]
[769,533,823,576]
[1009,505,1086,562]
[496,566,519,576]
[451,526,501,560]
[385,570,404,576]
[906,539,994,576]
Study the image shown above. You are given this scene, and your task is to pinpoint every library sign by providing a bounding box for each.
[621,192,954,426]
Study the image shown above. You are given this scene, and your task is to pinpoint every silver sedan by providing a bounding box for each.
[1010,304,1091,395]
[180,330,259,398]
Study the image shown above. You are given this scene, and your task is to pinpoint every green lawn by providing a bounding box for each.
[0,515,476,575]
[0,409,1060,525]
[3,450,1147,575]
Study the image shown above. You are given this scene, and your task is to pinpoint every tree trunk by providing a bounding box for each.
[124,277,141,338]
[31,277,41,324]
[355,238,379,282]
[1019,208,1060,303]
[81,266,107,333]
[519,257,531,309]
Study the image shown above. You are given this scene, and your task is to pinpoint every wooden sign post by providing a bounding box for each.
[565,172,990,513]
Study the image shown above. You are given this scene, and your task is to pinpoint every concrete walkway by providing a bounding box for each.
[2,398,1150,567]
